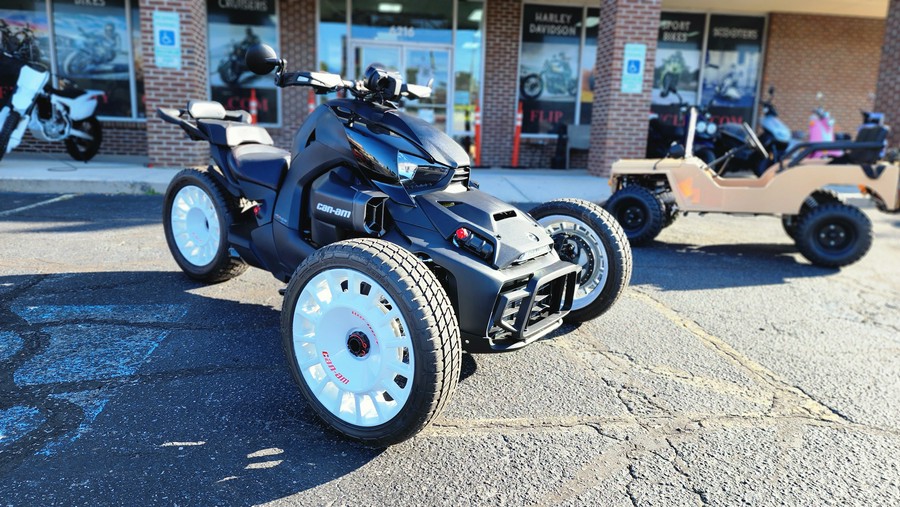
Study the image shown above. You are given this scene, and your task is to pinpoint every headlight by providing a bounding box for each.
[707,122,717,135]
[397,152,450,191]
[697,121,708,134]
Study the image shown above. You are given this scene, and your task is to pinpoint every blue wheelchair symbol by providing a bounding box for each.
[626,60,641,74]
[159,30,175,46]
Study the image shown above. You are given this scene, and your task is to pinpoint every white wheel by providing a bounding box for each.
[538,215,609,310]
[170,185,221,267]
[530,199,632,323]
[162,169,247,283]
[291,268,414,427]
[282,239,460,446]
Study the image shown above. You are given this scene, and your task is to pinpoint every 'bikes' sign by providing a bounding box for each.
[208,0,279,125]
[518,4,582,135]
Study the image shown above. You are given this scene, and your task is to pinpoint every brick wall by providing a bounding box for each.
[763,13,885,141]
[268,0,317,150]
[481,0,521,167]
[140,0,209,168]
[17,121,147,157]
[875,0,900,146]
[588,0,661,176]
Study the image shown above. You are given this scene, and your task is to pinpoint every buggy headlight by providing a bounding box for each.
[396,152,450,190]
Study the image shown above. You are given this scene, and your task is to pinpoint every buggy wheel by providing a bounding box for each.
[531,199,632,323]
[64,117,102,161]
[163,169,247,283]
[281,239,460,446]
[795,203,872,268]
[603,186,665,246]
[782,189,845,240]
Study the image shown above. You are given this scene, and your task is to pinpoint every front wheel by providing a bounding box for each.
[520,74,543,100]
[162,169,248,283]
[603,186,666,246]
[63,50,92,76]
[794,203,872,268]
[0,109,21,163]
[64,117,102,161]
[531,199,632,324]
[281,239,461,446]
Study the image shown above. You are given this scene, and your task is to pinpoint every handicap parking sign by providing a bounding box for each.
[627,59,641,74]
[159,30,175,46]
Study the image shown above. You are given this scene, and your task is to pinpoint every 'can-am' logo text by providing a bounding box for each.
[316,203,351,219]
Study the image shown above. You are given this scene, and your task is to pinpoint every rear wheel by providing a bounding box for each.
[603,186,665,246]
[794,203,872,267]
[782,189,844,240]
[531,199,632,323]
[64,116,102,161]
[281,239,461,446]
[163,169,247,283]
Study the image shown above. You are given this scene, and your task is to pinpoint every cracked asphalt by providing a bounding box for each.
[0,191,898,506]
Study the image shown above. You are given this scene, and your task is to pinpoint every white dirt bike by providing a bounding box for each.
[0,55,104,162]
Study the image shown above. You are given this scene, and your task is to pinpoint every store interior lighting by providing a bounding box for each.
[378,3,403,13]
[468,9,483,23]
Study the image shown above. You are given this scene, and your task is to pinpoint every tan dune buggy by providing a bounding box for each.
[604,110,899,267]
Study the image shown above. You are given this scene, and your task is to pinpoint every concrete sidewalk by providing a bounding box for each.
[0,153,611,204]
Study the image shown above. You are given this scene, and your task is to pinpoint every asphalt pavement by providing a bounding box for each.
[1,191,898,505]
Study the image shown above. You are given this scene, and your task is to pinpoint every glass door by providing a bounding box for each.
[350,42,452,133]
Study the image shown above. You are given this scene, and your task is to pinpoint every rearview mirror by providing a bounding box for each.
[667,142,686,159]
[245,43,279,75]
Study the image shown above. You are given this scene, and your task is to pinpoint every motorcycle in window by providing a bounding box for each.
[519,52,578,100]
[0,54,104,162]
[63,24,120,77]
[217,28,259,86]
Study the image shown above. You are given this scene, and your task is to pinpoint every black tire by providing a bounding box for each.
[794,203,872,268]
[281,239,461,446]
[162,168,248,283]
[782,190,844,240]
[0,109,20,163]
[64,116,102,161]
[603,186,665,246]
[520,74,542,100]
[658,191,678,228]
[64,50,91,76]
[530,199,632,323]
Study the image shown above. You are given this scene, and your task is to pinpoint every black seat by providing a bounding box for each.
[228,144,290,189]
[844,125,888,165]
[196,120,274,147]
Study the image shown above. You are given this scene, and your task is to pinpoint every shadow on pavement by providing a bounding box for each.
[0,194,162,233]
[0,270,402,505]
[629,240,837,291]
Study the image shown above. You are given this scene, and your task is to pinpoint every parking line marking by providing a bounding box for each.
[629,289,844,422]
[0,194,77,218]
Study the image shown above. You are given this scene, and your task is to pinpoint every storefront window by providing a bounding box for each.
[0,1,50,105]
[53,0,132,117]
[351,1,452,45]
[319,0,346,75]
[518,4,599,135]
[651,12,706,127]
[701,15,765,125]
[207,0,280,125]
[453,0,483,135]
[579,7,599,125]
[652,12,765,128]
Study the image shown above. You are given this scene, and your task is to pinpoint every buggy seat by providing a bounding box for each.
[783,125,889,169]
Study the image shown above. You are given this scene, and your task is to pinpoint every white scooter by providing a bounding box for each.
[0,55,104,162]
